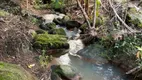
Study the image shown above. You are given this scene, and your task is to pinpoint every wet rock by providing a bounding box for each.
[66,21,81,30]
[54,28,66,35]
[51,65,81,80]
[51,72,62,80]
[0,62,37,80]
[77,44,108,64]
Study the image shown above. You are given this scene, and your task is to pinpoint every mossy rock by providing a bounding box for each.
[0,10,9,17]
[127,7,142,28]
[53,18,64,25]
[54,28,66,35]
[51,65,77,79]
[0,62,37,80]
[46,22,56,29]
[62,16,70,22]
[39,22,56,30]
[36,30,46,34]
[33,33,68,49]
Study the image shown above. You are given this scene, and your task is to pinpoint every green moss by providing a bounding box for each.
[46,22,56,29]
[0,62,37,80]
[0,10,9,17]
[33,33,67,49]
[54,28,66,35]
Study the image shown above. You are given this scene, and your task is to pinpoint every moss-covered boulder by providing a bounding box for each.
[39,22,56,31]
[0,62,37,80]
[51,65,81,80]
[33,32,69,50]
[126,7,142,28]
[54,28,66,35]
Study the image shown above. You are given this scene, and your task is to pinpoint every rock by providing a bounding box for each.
[53,18,64,26]
[36,30,46,34]
[66,21,81,30]
[77,44,108,64]
[39,22,56,31]
[33,33,69,50]
[54,28,66,35]
[0,62,37,80]
[51,65,81,80]
[51,72,62,80]
[62,16,71,22]
[126,7,142,28]
[53,16,70,26]
[42,14,65,24]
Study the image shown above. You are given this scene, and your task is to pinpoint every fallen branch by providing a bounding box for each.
[76,0,91,29]
[126,66,141,74]
[108,0,134,32]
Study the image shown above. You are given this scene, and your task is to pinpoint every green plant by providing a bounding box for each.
[39,50,53,67]
[51,0,65,9]
[0,10,9,17]
[100,33,142,59]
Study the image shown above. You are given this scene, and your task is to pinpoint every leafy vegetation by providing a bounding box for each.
[100,34,142,60]
[0,10,9,17]
[38,50,53,67]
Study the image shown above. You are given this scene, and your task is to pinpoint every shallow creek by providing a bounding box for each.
[42,13,129,80]
[55,40,128,80]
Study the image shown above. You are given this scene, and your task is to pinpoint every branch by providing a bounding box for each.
[126,66,141,74]
[76,0,92,29]
[93,0,97,28]
[108,0,134,32]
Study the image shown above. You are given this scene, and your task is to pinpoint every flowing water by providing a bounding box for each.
[55,40,128,80]
[42,14,128,80]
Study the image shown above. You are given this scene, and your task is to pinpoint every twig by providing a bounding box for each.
[108,0,134,32]
[76,0,92,29]
[93,0,97,28]
[126,66,141,74]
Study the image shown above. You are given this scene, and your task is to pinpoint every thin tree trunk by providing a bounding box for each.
[76,0,92,29]
[93,0,96,28]
[85,0,89,15]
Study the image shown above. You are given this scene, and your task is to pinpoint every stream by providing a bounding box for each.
[55,40,128,80]
[42,13,129,80]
